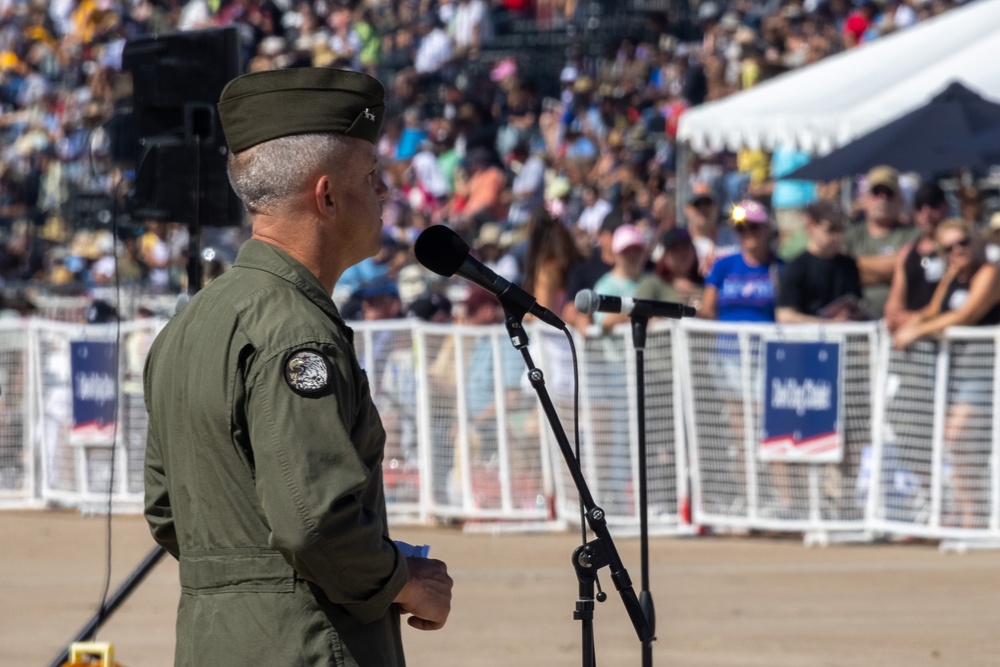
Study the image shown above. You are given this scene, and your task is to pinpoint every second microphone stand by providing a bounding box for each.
[631,315,656,667]
[501,309,653,667]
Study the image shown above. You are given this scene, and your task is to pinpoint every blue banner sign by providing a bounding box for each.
[70,341,118,444]
[761,340,843,462]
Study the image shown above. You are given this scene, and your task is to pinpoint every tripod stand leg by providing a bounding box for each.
[48,545,167,667]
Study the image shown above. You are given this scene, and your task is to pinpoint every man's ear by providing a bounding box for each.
[315,174,336,218]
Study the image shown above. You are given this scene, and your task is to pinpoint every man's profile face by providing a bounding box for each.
[328,137,388,264]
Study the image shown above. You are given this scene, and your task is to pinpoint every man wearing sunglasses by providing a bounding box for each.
[843,165,920,319]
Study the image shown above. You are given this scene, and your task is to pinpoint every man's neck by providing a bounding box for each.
[866,217,897,238]
[251,214,346,293]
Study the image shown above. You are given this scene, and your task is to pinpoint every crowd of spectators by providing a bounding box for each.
[0,0,994,334]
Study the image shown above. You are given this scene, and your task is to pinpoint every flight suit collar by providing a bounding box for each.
[233,239,346,326]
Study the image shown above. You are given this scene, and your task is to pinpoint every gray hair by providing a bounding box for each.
[227,133,349,214]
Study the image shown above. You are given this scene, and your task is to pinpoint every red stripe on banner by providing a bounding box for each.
[795,432,839,447]
[71,421,117,443]
[761,432,839,457]
[800,439,840,454]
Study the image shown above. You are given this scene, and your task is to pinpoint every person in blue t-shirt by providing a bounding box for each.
[697,199,793,514]
[699,198,782,394]
[700,199,782,323]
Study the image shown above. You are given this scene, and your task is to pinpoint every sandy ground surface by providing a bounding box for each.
[3,510,999,667]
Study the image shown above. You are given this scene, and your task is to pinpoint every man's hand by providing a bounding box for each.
[394,557,453,631]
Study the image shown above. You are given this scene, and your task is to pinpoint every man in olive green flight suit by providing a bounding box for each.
[143,68,452,666]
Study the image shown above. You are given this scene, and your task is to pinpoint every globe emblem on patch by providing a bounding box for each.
[284,350,330,394]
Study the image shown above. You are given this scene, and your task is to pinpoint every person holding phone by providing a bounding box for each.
[776,200,863,323]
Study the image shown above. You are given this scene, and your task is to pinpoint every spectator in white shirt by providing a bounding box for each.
[415,16,454,79]
[506,141,547,228]
[411,139,450,201]
[576,184,613,237]
[449,0,493,57]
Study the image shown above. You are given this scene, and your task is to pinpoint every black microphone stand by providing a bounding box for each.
[499,306,653,667]
[631,316,656,667]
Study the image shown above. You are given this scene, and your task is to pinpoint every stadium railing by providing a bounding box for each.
[0,317,997,543]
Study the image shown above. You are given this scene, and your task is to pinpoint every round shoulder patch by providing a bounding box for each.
[284,349,331,395]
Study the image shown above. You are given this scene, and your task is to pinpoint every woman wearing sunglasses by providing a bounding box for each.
[892,219,1000,350]
[892,218,1000,529]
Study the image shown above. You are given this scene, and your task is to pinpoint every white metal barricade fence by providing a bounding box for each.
[350,319,691,533]
[869,326,1000,541]
[0,318,161,512]
[0,320,32,508]
[677,320,879,535]
[0,315,996,542]
[554,321,691,533]
[353,319,559,525]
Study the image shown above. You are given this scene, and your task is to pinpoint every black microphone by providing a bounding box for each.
[574,289,696,320]
[413,225,566,330]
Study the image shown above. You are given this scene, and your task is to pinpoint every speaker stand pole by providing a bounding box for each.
[185,135,203,295]
[50,132,208,665]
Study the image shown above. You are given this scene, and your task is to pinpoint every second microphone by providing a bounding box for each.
[575,289,697,320]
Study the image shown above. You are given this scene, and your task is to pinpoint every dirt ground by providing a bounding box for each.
[2,510,998,667]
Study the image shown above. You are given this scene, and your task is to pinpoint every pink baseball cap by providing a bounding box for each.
[490,58,518,82]
[612,224,647,254]
[730,199,770,225]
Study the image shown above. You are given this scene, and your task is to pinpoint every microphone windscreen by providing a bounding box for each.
[574,289,596,315]
[414,225,469,278]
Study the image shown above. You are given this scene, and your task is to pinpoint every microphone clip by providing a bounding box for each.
[502,304,530,350]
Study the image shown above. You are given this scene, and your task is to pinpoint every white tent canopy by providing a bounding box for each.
[677,0,1000,155]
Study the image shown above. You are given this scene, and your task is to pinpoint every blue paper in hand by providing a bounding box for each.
[394,540,430,558]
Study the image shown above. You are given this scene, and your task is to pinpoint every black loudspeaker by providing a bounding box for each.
[122,27,243,227]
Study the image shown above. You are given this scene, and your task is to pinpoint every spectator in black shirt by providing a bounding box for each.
[776,200,862,323]
[883,181,949,334]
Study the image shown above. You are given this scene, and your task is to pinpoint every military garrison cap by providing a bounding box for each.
[218,67,386,153]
